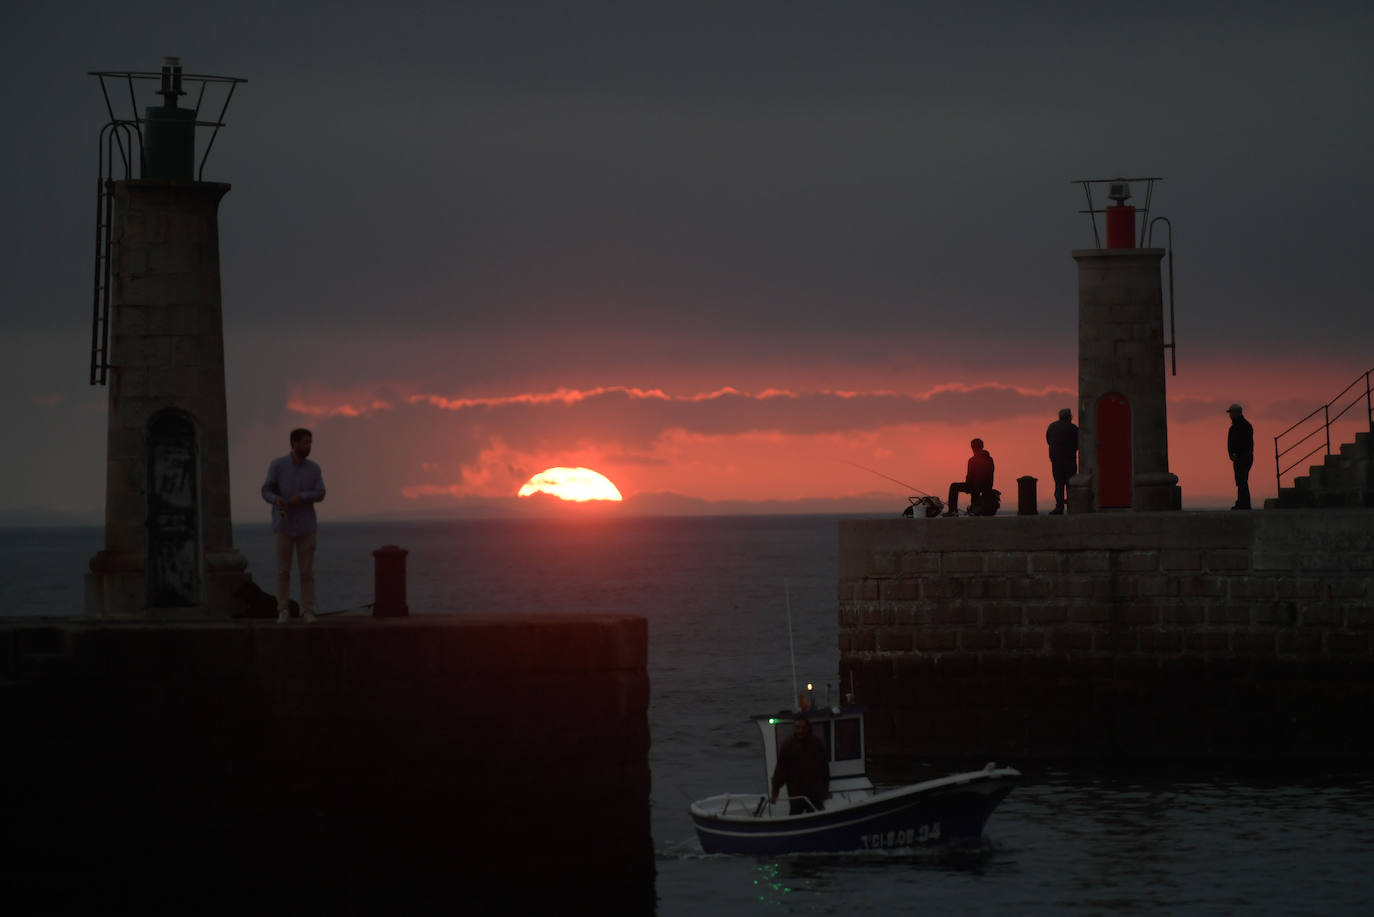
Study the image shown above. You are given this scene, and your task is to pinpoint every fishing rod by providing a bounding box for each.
[839,459,934,498]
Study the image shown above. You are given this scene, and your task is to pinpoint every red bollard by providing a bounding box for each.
[372,544,409,617]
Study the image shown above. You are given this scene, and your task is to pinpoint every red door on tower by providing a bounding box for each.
[1097,393,1132,508]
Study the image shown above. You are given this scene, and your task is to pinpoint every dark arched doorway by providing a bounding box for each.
[147,410,200,606]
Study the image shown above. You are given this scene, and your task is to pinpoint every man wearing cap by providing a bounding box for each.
[1226,403,1253,510]
[1046,408,1079,514]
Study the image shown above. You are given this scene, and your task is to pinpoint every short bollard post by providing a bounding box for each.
[372,545,409,617]
[1016,475,1038,515]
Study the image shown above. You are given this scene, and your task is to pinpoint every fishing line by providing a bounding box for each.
[839,459,933,497]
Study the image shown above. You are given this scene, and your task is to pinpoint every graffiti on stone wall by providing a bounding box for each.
[147,411,200,607]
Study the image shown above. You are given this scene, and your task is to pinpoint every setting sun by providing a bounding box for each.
[518,467,624,502]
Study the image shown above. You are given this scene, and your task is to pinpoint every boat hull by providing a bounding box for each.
[690,769,1017,856]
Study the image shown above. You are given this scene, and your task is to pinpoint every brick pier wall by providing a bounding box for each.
[838,511,1374,764]
[0,615,651,911]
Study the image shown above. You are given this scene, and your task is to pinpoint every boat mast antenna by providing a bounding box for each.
[785,580,798,709]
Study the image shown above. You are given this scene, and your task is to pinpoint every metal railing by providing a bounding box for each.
[1273,368,1374,494]
[708,792,859,818]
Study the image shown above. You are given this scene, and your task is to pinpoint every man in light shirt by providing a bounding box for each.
[261,428,326,623]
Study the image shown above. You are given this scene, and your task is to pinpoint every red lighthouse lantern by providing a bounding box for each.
[1105,180,1136,248]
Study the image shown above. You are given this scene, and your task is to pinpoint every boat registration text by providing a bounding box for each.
[860,823,940,849]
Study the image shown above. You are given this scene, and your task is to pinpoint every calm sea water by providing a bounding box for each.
[5,516,1374,915]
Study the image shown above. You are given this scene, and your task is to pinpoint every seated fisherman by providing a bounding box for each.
[943,438,995,516]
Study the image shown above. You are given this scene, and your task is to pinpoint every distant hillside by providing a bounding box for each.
[332,490,906,522]
[0,506,102,527]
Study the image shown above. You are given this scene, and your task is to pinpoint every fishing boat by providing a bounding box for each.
[689,698,1019,855]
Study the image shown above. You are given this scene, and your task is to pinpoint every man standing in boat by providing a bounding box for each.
[769,715,830,815]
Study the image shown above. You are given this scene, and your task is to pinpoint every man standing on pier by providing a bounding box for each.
[1227,404,1253,510]
[1046,408,1079,514]
[262,428,326,622]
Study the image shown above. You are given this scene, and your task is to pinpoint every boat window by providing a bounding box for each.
[833,717,861,761]
[774,719,829,753]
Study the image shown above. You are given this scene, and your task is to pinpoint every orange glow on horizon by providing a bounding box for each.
[518,467,624,502]
[292,354,1364,515]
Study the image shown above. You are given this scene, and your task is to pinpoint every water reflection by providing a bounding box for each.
[662,769,1374,916]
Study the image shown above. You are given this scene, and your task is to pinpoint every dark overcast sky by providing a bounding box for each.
[3,1,1372,518]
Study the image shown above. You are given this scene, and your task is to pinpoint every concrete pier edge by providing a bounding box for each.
[0,613,654,911]
[838,510,1374,763]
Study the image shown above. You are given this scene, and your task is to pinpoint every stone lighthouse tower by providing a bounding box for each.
[85,59,251,617]
[1068,177,1182,513]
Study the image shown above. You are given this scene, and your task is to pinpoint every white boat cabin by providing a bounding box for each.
[752,705,875,798]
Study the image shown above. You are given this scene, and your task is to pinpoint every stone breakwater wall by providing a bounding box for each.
[0,614,651,911]
[838,511,1374,763]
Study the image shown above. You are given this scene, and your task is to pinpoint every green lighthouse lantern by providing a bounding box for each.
[141,57,196,180]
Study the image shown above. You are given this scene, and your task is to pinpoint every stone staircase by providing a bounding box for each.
[1266,430,1374,508]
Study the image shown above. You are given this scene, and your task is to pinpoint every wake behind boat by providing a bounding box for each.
[689,700,1018,855]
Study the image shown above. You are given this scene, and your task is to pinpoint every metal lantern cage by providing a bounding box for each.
[88,58,245,385]
[1072,175,1177,377]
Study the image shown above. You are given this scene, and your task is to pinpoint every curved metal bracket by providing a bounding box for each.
[1149,216,1177,377]
[90,121,139,385]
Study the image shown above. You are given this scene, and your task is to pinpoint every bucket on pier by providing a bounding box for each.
[1017,476,1038,515]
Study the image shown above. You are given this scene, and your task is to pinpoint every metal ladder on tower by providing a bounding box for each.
[90,121,138,386]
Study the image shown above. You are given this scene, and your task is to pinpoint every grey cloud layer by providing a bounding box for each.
[5,4,1371,362]
[391,384,1069,449]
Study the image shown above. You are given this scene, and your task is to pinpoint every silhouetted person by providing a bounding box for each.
[943,438,995,516]
[1227,403,1253,510]
[1046,408,1079,514]
[262,428,326,622]
[769,715,829,816]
